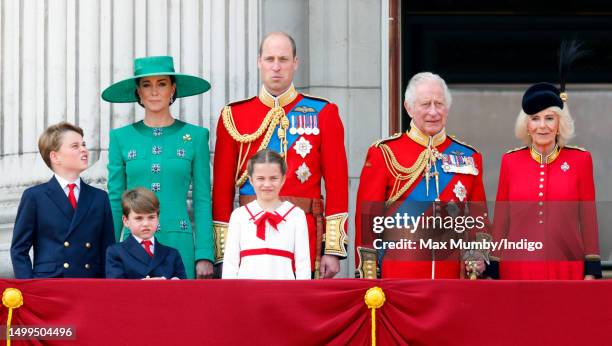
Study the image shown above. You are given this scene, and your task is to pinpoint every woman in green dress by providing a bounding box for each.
[102,56,214,279]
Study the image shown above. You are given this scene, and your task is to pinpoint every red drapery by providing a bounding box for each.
[0,279,610,345]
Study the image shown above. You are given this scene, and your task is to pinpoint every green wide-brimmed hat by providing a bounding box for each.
[101,56,211,103]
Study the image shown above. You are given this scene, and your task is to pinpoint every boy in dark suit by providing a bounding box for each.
[106,188,186,279]
[11,122,115,278]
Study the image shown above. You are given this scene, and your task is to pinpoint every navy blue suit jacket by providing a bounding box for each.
[105,236,186,279]
[10,177,115,278]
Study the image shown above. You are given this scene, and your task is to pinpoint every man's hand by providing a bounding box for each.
[196,260,214,279]
[319,255,340,279]
[584,275,596,280]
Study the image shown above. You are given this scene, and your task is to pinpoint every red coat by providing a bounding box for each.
[212,85,349,269]
[493,145,601,279]
[355,126,488,279]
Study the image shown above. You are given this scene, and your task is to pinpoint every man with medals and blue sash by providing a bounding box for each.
[355,72,491,279]
[212,32,349,278]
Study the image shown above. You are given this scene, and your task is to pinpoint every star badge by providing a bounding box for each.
[296,163,312,183]
[453,180,467,202]
[183,134,192,142]
[294,137,313,159]
[561,161,570,172]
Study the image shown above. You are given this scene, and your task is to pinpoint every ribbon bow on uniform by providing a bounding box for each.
[253,212,285,240]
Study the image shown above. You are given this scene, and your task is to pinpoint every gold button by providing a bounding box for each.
[538,201,543,206]
[64,241,70,247]
[539,211,544,215]
[538,192,543,197]
[85,242,91,248]
[539,184,543,189]
[539,220,544,224]
[85,264,91,270]
[63,263,70,269]
[540,172,545,176]
[540,178,544,182]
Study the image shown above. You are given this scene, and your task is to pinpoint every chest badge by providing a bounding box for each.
[561,161,570,172]
[453,180,467,202]
[183,134,192,142]
[295,163,312,183]
[294,137,313,159]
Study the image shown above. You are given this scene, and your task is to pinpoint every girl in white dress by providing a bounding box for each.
[222,149,311,279]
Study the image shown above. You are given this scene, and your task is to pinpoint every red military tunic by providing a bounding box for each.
[212,84,349,271]
[493,145,601,279]
[355,125,488,279]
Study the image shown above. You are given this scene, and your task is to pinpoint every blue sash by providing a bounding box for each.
[240,96,327,195]
[395,140,475,219]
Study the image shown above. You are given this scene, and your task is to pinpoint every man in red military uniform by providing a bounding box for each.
[212,32,348,278]
[355,72,489,279]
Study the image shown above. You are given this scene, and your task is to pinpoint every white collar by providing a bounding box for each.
[132,234,156,245]
[54,174,81,190]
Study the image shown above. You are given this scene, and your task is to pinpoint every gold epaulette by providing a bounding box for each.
[227,96,256,107]
[506,146,527,154]
[372,132,403,148]
[301,93,330,104]
[449,135,480,153]
[565,144,587,152]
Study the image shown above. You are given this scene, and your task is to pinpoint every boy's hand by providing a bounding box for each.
[196,260,214,279]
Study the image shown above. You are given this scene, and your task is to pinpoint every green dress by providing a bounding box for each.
[107,119,213,278]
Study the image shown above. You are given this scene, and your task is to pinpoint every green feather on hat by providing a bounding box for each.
[101,56,211,103]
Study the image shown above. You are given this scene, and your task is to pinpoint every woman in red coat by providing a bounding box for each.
[493,82,601,279]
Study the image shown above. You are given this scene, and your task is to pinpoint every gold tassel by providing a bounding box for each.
[364,287,386,346]
[2,288,24,346]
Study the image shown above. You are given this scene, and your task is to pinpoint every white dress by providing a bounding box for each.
[222,200,311,280]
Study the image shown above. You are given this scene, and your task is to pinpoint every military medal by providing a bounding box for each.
[289,115,297,135]
[297,116,305,135]
[561,161,570,172]
[453,180,467,202]
[312,116,320,135]
[296,162,312,183]
[305,116,313,135]
[441,154,478,175]
[294,137,313,158]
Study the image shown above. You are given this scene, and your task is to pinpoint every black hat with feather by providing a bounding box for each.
[521,40,588,115]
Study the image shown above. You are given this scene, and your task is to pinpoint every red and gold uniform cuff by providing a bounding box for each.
[323,213,348,257]
[213,221,229,264]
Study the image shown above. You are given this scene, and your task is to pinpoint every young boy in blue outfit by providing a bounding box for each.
[11,122,115,278]
[106,187,186,279]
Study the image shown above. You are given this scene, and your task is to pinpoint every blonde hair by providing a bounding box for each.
[121,188,160,217]
[514,105,575,147]
[38,122,84,169]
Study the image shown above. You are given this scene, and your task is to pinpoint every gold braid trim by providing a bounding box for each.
[222,105,288,187]
[379,143,430,206]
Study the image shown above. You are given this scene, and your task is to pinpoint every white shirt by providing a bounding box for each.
[132,235,156,254]
[222,200,311,280]
[54,174,81,201]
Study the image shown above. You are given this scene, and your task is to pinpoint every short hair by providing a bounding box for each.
[247,149,287,177]
[258,32,297,58]
[121,187,160,217]
[514,105,575,147]
[38,122,84,169]
[404,72,452,109]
